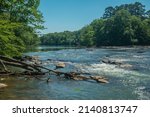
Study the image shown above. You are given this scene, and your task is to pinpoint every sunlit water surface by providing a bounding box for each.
[1,46,150,100]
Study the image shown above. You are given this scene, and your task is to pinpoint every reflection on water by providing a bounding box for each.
[1,46,150,100]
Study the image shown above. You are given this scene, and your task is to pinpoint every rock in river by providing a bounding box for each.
[102,58,123,65]
[0,83,7,88]
[90,76,109,83]
[55,62,66,69]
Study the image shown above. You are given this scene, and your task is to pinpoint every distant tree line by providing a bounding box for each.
[41,2,150,47]
[0,0,44,57]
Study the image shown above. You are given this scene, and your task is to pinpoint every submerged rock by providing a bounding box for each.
[102,58,123,65]
[96,78,109,84]
[90,76,109,83]
[101,57,134,70]
[55,62,66,69]
[0,83,7,88]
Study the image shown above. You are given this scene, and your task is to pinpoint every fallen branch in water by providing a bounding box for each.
[0,59,8,72]
[0,55,109,83]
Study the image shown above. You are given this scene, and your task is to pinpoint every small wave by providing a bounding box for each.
[134,86,150,100]
[73,62,150,99]
[74,63,149,78]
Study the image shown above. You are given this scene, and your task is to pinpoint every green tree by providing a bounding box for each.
[103,6,115,19]
[101,10,135,46]
[111,10,133,45]
[130,2,145,17]
[135,19,150,45]
[80,26,95,47]
[146,10,150,18]
[0,17,24,56]
[0,0,44,56]
[90,19,105,46]
[40,2,150,47]
[103,2,146,19]
[0,0,44,29]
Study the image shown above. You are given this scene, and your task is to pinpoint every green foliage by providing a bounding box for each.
[40,31,80,46]
[103,2,146,19]
[103,6,115,19]
[135,19,150,45]
[0,0,44,57]
[79,26,95,47]
[146,10,150,18]
[41,2,150,47]
[15,26,40,46]
[0,19,25,56]
[104,10,134,45]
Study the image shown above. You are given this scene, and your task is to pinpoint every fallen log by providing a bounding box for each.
[0,60,8,72]
[2,61,34,71]
[0,55,109,84]
[0,55,41,72]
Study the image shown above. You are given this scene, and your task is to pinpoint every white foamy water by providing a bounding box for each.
[72,62,150,99]
[73,63,149,78]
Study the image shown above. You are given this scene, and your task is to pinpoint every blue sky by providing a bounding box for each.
[39,0,150,34]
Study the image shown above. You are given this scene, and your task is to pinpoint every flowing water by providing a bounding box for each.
[1,46,150,100]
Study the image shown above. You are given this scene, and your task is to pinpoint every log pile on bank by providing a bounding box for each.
[0,55,109,84]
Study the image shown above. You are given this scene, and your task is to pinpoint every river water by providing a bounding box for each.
[0,46,150,100]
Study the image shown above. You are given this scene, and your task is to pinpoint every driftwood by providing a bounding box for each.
[0,60,8,72]
[0,55,41,72]
[0,55,109,84]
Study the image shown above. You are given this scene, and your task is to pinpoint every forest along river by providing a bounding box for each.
[0,46,150,100]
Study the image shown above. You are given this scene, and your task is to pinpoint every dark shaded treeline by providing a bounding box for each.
[40,2,150,47]
[0,0,44,57]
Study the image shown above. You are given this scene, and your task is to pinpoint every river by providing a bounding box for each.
[0,46,150,100]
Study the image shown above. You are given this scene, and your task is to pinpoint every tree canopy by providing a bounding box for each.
[0,0,43,57]
[41,2,150,47]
